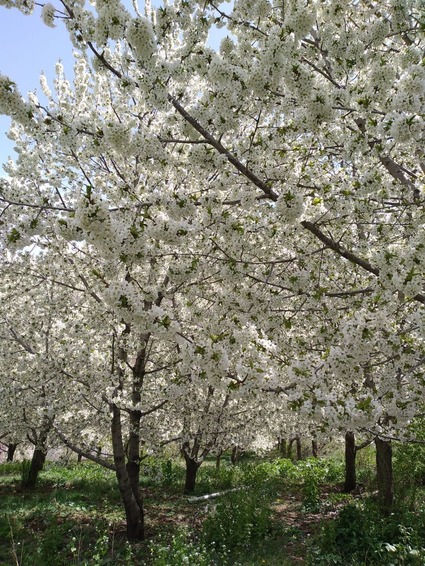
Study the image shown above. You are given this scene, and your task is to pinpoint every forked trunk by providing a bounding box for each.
[375,437,393,510]
[344,431,357,492]
[116,461,144,540]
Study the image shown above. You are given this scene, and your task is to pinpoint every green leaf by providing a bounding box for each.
[7,228,21,244]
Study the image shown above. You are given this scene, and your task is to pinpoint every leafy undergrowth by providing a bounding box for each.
[0,453,424,565]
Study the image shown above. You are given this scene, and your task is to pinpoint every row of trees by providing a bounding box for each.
[0,0,424,539]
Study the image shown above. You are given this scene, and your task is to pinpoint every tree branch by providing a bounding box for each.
[52,423,116,470]
[301,220,425,305]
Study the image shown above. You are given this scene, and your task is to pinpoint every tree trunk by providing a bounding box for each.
[7,443,17,462]
[375,437,393,510]
[215,450,223,470]
[111,405,144,541]
[278,437,288,457]
[23,417,51,488]
[23,447,46,488]
[184,455,201,493]
[296,436,302,461]
[312,438,318,458]
[344,431,357,492]
[288,438,295,460]
[231,445,242,465]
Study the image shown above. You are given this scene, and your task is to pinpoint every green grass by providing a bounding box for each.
[0,450,424,565]
[0,462,136,565]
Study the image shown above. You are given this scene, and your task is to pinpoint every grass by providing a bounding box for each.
[0,447,424,565]
[0,462,131,565]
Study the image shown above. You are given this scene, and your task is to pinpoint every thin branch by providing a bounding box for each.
[0,196,73,213]
[158,138,210,145]
[8,327,36,355]
[301,221,378,276]
[168,96,279,201]
[261,382,298,394]
[52,423,116,470]
[365,428,425,445]
[300,57,343,89]
[140,399,168,417]
[325,287,374,298]
[355,438,374,451]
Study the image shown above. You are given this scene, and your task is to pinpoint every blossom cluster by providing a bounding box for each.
[0,0,424,474]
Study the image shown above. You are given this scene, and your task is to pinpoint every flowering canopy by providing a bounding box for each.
[0,0,424,444]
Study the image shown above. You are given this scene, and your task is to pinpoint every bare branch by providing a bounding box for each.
[52,423,116,470]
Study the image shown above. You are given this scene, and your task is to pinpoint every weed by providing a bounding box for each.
[149,529,211,566]
[308,499,425,565]
[8,517,23,566]
[0,462,22,476]
[201,485,274,554]
[1,454,424,566]
[20,460,31,487]
[382,525,425,565]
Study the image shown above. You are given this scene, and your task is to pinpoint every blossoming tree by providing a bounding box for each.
[1,0,425,535]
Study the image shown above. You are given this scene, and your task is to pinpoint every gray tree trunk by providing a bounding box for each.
[23,418,51,488]
[278,437,288,457]
[215,450,223,470]
[111,405,144,540]
[312,437,318,458]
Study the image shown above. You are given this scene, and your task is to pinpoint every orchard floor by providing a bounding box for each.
[0,461,350,565]
[0,455,424,565]
[0,486,333,565]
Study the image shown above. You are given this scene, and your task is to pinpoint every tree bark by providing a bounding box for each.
[215,450,222,470]
[375,437,393,510]
[6,443,17,462]
[23,447,46,488]
[23,417,51,488]
[278,437,288,457]
[344,431,357,492]
[111,404,144,540]
[296,436,302,461]
[231,445,242,464]
[312,437,318,458]
[287,437,295,460]
[183,455,201,493]
[126,408,143,526]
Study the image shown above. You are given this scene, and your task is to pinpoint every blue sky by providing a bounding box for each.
[0,3,227,175]
[0,5,75,171]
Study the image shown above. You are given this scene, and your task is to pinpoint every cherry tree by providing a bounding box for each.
[1,0,425,532]
[0,254,78,485]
